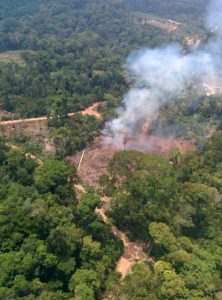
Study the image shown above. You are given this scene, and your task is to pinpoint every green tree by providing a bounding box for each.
[154,261,188,299]
[149,222,177,256]
[34,158,76,201]
[69,269,100,298]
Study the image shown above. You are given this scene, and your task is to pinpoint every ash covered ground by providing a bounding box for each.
[67,131,194,187]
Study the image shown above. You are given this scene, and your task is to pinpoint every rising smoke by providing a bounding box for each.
[106,0,222,147]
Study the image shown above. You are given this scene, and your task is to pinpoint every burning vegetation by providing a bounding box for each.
[67,126,194,187]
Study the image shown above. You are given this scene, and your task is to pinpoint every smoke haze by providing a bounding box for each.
[106,0,222,147]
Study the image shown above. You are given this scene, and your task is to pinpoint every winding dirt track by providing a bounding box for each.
[96,205,153,278]
[75,183,152,278]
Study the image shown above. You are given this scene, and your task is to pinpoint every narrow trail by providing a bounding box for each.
[75,182,153,278]
[95,196,154,278]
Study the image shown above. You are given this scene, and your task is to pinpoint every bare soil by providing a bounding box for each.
[81,102,104,118]
[74,184,152,279]
[124,133,195,156]
[67,133,194,186]
[96,198,153,278]
[66,135,118,187]
[140,18,181,32]
[69,129,194,278]
[112,226,152,277]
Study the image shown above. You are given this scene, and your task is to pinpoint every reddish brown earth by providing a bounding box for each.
[95,196,154,278]
[97,205,152,278]
[66,133,194,186]
[124,133,194,156]
[66,135,118,186]
[70,133,193,279]
[68,124,194,279]
[81,102,104,118]
[74,184,152,279]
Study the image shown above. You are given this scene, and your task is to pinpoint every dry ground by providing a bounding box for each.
[69,132,194,278]
[140,18,181,32]
[66,133,194,186]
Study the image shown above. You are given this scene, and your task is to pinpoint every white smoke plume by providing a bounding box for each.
[106,0,222,147]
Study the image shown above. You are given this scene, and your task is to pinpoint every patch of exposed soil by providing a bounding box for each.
[82,102,104,118]
[112,226,152,277]
[72,130,193,278]
[96,198,153,279]
[66,136,118,187]
[73,184,152,279]
[67,133,194,186]
[124,133,195,156]
[74,184,86,201]
[0,102,104,153]
[44,138,56,154]
[140,18,181,32]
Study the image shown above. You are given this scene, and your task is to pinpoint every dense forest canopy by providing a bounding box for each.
[0,140,123,299]
[0,0,208,117]
[116,0,208,20]
[1,130,222,299]
[0,0,222,299]
[103,131,222,299]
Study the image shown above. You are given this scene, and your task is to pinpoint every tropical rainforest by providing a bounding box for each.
[0,0,222,299]
[0,140,122,299]
[0,0,207,117]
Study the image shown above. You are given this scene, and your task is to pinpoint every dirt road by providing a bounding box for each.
[0,102,103,126]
